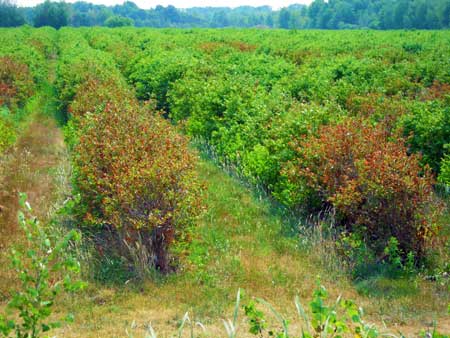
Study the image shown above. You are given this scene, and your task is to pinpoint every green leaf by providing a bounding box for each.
[65,313,75,323]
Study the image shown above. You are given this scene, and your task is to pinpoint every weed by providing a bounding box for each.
[0,194,85,338]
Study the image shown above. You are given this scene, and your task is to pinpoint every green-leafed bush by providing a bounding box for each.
[438,153,450,186]
[401,101,450,174]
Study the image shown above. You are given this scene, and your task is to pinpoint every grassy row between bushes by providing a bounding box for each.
[0,27,57,154]
[0,27,58,251]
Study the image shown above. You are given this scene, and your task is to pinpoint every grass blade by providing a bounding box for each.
[256,298,289,336]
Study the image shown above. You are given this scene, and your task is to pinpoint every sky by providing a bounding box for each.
[15,0,312,10]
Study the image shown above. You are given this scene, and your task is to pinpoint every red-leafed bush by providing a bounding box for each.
[0,57,34,109]
[283,118,439,259]
[420,80,450,101]
[228,41,257,52]
[68,76,135,118]
[72,102,203,272]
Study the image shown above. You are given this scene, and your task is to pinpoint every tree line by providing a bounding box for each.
[1,0,449,29]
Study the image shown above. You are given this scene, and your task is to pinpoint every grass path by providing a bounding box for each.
[0,78,69,300]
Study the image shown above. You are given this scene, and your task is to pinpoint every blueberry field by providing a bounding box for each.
[0,27,449,337]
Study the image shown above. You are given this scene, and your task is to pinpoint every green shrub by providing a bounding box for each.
[130,50,197,110]
[55,30,124,112]
[0,110,16,153]
[438,153,450,186]
[401,101,450,173]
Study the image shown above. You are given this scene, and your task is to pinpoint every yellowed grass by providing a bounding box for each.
[0,113,68,301]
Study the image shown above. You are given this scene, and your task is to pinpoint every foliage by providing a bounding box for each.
[85,27,449,267]
[0,39,48,154]
[130,50,197,110]
[283,118,439,259]
[401,101,450,174]
[0,26,448,338]
[438,153,450,186]
[0,28,55,85]
[104,15,134,28]
[3,0,450,29]
[0,194,85,338]
[56,29,203,275]
[33,0,69,29]
[72,103,202,273]
[244,300,267,336]
[292,282,381,338]
[0,0,25,27]
[0,56,34,110]
[55,28,126,114]
[67,76,135,119]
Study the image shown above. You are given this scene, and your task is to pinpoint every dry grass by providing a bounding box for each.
[0,112,68,300]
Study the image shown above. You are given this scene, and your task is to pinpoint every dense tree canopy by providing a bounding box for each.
[104,15,134,27]
[0,0,25,27]
[33,0,69,29]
